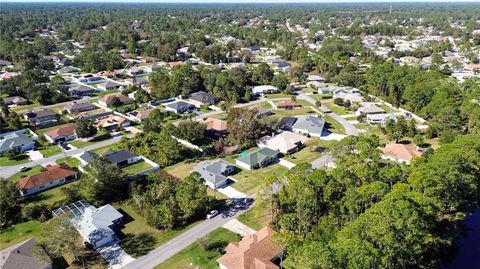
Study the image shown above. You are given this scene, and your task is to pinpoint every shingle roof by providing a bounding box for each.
[195,160,233,185]
[189,91,216,105]
[64,101,96,112]
[382,143,423,162]
[77,151,99,164]
[45,125,75,140]
[99,80,121,89]
[15,164,77,191]
[0,238,52,269]
[25,108,56,120]
[292,116,325,135]
[100,93,131,105]
[165,101,194,111]
[103,149,137,164]
[236,148,279,166]
[0,133,35,152]
[264,131,309,153]
[75,204,123,247]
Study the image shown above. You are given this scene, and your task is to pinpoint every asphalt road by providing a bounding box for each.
[298,93,359,136]
[122,200,253,269]
[0,135,125,179]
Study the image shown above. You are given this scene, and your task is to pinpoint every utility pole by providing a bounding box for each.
[389,5,392,15]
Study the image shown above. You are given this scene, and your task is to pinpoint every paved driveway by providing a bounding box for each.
[217,183,247,199]
[26,150,43,161]
[223,219,257,236]
[97,242,135,269]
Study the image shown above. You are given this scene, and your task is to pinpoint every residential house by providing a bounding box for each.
[356,103,385,116]
[142,56,160,63]
[291,115,325,137]
[24,108,57,126]
[68,84,96,97]
[103,149,140,168]
[217,227,283,269]
[188,91,217,107]
[259,131,309,154]
[235,148,279,170]
[0,132,36,155]
[164,101,196,114]
[275,100,301,110]
[144,64,164,73]
[98,93,132,107]
[0,238,52,269]
[75,204,123,249]
[130,108,152,122]
[2,96,28,106]
[278,116,297,131]
[44,125,76,144]
[125,76,148,87]
[199,117,228,135]
[78,75,104,84]
[333,91,364,104]
[194,160,236,189]
[252,85,279,96]
[94,114,130,131]
[76,151,99,166]
[0,72,20,80]
[98,80,122,91]
[367,113,397,125]
[64,101,97,114]
[381,143,423,164]
[168,61,183,68]
[58,66,79,74]
[15,164,78,196]
[0,60,13,68]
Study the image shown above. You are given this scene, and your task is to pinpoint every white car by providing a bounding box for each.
[18,166,29,172]
[206,210,219,219]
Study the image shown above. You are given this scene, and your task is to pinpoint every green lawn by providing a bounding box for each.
[164,161,199,179]
[377,103,397,113]
[297,99,313,107]
[0,221,43,250]
[310,94,331,102]
[154,228,241,269]
[122,161,153,175]
[8,165,45,181]
[322,101,351,115]
[283,147,322,164]
[39,145,62,157]
[69,132,112,148]
[56,157,81,168]
[115,202,201,256]
[302,87,317,93]
[324,115,346,134]
[0,154,30,166]
[93,89,120,96]
[270,108,317,119]
[223,157,289,195]
[90,143,120,155]
[238,204,272,231]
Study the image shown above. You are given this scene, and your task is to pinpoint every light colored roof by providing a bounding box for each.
[201,117,227,132]
[94,114,129,128]
[217,227,282,269]
[16,164,77,191]
[64,101,96,111]
[99,80,122,88]
[357,104,385,114]
[382,143,423,162]
[75,204,123,247]
[292,116,325,135]
[252,85,278,94]
[264,131,309,153]
[100,93,131,104]
[195,160,233,185]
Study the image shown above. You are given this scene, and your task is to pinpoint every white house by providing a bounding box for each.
[75,204,123,248]
[252,85,279,96]
[15,164,78,196]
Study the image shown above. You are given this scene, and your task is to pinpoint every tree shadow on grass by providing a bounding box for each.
[119,233,157,258]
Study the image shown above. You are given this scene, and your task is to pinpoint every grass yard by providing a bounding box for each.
[302,87,317,93]
[39,144,63,157]
[0,154,30,166]
[212,112,227,119]
[56,156,81,168]
[377,103,397,113]
[223,158,289,195]
[283,147,322,164]
[8,165,45,181]
[310,94,331,102]
[122,160,153,175]
[69,132,112,148]
[265,93,295,99]
[270,108,317,119]
[297,99,313,107]
[154,228,241,269]
[116,201,202,256]
[322,101,350,115]
[238,204,272,231]
[0,221,43,250]
[10,102,41,112]
[164,161,199,179]
[93,89,120,96]
[90,143,120,155]
[324,115,346,134]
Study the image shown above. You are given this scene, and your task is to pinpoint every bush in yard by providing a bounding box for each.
[334,98,344,106]
[22,204,52,222]
[3,149,18,160]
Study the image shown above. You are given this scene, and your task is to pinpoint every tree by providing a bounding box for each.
[110,96,122,108]
[143,109,164,133]
[227,107,261,149]
[83,157,128,205]
[413,134,424,148]
[75,119,97,138]
[271,74,289,92]
[3,149,18,160]
[252,63,274,85]
[0,180,21,230]
[176,120,206,145]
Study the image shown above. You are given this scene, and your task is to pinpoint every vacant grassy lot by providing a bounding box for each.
[90,143,120,155]
[164,160,199,179]
[324,115,346,134]
[10,102,41,112]
[270,108,317,119]
[39,144,62,157]
[0,154,30,166]
[283,147,322,164]
[122,160,153,175]
[70,132,112,148]
[115,202,201,254]
[322,100,351,115]
[56,156,81,168]
[154,228,241,269]
[296,99,313,107]
[0,221,43,250]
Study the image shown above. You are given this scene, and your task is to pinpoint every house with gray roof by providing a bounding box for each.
[76,151,99,166]
[291,115,325,137]
[103,149,140,168]
[98,80,122,91]
[0,238,52,269]
[58,66,80,74]
[75,204,123,249]
[2,96,28,106]
[188,91,217,107]
[0,132,36,155]
[24,108,57,126]
[235,148,279,170]
[163,101,197,114]
[68,83,96,97]
[64,101,97,113]
[194,160,236,189]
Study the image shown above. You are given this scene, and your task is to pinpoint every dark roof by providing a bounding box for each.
[77,151,99,164]
[279,117,297,131]
[65,101,96,111]
[25,108,56,120]
[189,91,216,105]
[165,101,195,112]
[0,238,52,269]
[103,149,137,164]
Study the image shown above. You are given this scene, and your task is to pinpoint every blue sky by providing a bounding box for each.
[1,0,479,3]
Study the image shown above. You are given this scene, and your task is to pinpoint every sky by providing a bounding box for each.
[1,0,479,3]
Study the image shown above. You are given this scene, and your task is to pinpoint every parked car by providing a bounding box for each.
[18,166,29,172]
[206,210,219,219]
